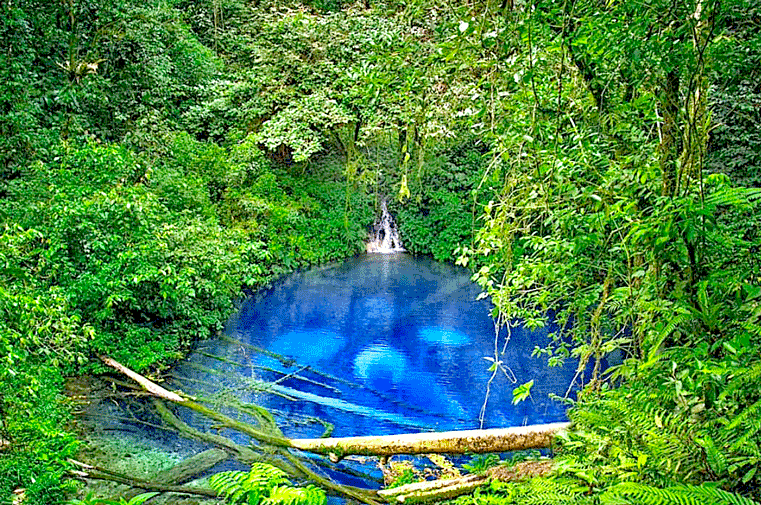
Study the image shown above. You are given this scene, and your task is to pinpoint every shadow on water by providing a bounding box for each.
[170,254,596,442]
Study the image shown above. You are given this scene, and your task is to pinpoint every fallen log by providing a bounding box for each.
[101,357,568,458]
[99,356,568,505]
[378,474,488,503]
[290,423,570,459]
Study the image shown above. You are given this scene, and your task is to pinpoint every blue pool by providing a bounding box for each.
[170,253,586,441]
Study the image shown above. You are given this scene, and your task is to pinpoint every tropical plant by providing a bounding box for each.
[599,482,761,505]
[209,463,327,505]
[67,491,159,505]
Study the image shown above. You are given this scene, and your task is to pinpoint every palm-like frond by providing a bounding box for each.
[208,463,323,505]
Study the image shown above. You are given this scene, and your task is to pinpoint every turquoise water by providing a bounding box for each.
[170,253,588,440]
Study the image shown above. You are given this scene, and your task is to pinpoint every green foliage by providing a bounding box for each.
[460,478,591,505]
[68,491,160,505]
[512,380,534,405]
[459,470,760,505]
[254,92,355,164]
[0,365,79,504]
[462,454,500,475]
[2,0,760,503]
[209,463,326,505]
[395,140,488,261]
[441,0,761,502]
[599,483,761,505]
[386,466,419,489]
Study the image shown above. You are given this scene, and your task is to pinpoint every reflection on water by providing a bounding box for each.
[171,253,592,439]
[418,326,471,346]
[353,344,409,390]
[270,329,344,365]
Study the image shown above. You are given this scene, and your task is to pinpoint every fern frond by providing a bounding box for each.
[705,186,761,210]
[486,478,592,505]
[264,485,327,505]
[209,470,250,503]
[209,463,292,505]
[600,482,761,505]
[696,435,727,477]
[726,398,761,444]
[721,362,761,400]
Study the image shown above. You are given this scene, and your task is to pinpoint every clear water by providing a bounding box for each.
[170,253,588,440]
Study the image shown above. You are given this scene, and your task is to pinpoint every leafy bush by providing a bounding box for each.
[395,140,488,261]
[0,364,79,504]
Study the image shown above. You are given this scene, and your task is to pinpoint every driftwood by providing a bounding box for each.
[101,357,568,458]
[378,474,488,503]
[98,356,568,505]
[290,423,570,459]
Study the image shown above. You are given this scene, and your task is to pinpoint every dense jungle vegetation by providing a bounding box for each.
[1,0,760,503]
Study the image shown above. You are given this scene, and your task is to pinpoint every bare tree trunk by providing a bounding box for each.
[290,423,570,459]
[378,474,488,503]
[98,357,568,505]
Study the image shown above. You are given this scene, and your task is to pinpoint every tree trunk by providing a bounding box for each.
[98,357,568,505]
[660,68,681,197]
[101,357,568,460]
[290,423,570,459]
[378,474,488,503]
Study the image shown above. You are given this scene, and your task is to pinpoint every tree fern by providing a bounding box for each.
[599,482,761,505]
[209,462,325,505]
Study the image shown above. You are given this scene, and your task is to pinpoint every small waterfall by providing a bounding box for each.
[367,200,405,254]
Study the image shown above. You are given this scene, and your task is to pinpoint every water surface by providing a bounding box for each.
[170,254,584,439]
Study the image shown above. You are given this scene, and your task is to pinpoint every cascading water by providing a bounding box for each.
[366,200,405,253]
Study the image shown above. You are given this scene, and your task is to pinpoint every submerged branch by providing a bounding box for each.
[68,459,219,498]
[100,356,292,448]
[99,357,568,505]
[151,399,291,472]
